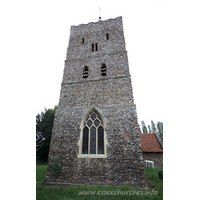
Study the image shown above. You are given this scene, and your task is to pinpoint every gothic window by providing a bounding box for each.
[83,66,88,78]
[101,63,106,76]
[82,111,104,155]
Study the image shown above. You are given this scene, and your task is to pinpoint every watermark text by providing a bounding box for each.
[78,188,158,196]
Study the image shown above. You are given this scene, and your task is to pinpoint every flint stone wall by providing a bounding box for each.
[46,16,145,187]
[143,153,163,168]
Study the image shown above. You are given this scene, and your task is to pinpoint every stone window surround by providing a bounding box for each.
[78,107,108,159]
[101,63,106,76]
[83,66,88,78]
[82,63,107,79]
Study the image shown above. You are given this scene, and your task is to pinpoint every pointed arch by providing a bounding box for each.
[78,108,107,158]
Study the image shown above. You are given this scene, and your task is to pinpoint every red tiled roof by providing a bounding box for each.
[140,133,163,152]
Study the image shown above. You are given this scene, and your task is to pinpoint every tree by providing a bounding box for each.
[157,121,163,141]
[148,125,152,133]
[36,105,58,162]
[141,120,163,140]
[141,121,148,133]
[151,120,157,133]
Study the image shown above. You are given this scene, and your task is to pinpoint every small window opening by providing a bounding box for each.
[83,66,88,78]
[95,43,98,51]
[92,43,94,52]
[106,33,109,40]
[101,63,106,76]
[82,38,85,44]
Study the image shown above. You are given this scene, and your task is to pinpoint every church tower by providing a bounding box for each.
[46,16,145,187]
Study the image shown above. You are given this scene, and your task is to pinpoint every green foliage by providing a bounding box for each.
[148,125,152,133]
[50,157,62,179]
[157,122,163,141]
[36,105,58,162]
[141,120,163,141]
[36,164,163,200]
[36,164,48,183]
[141,121,148,133]
[151,120,156,133]
[144,167,163,194]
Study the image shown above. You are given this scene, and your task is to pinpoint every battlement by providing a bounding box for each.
[70,16,123,34]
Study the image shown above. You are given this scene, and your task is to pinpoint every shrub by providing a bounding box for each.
[50,157,62,179]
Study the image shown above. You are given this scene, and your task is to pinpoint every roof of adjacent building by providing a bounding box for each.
[140,133,163,152]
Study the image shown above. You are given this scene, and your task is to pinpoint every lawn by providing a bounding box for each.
[36,163,163,200]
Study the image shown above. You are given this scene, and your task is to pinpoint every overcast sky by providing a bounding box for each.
[1,1,200,199]
[29,0,165,127]
[0,0,199,128]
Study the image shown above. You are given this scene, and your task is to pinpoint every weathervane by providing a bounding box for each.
[98,7,101,21]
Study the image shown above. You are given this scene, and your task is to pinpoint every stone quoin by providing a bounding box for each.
[46,16,146,187]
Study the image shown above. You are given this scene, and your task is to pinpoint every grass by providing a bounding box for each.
[36,164,163,200]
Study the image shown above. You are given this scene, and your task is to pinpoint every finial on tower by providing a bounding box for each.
[98,7,101,21]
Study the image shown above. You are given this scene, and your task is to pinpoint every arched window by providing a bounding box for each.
[101,63,106,76]
[82,110,104,155]
[83,66,88,78]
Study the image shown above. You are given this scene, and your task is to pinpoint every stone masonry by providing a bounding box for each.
[143,152,163,168]
[46,16,146,187]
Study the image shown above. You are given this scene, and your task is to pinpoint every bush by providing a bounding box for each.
[50,157,62,179]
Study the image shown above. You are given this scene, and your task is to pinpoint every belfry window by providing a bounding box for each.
[83,66,88,78]
[82,111,104,155]
[92,43,98,52]
[106,33,109,40]
[95,43,98,51]
[92,43,94,52]
[101,63,106,76]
